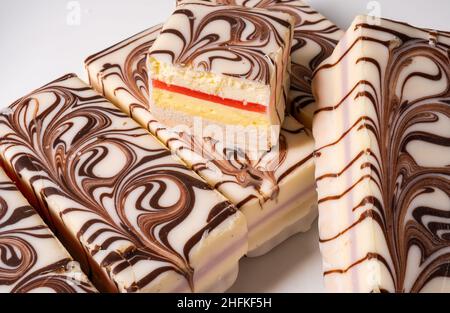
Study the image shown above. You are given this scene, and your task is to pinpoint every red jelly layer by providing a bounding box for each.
[151,79,267,113]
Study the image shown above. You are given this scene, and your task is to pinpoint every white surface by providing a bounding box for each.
[1,0,449,293]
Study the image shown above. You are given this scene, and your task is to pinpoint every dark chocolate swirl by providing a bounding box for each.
[0,74,236,292]
[176,130,287,203]
[0,172,96,293]
[10,259,93,293]
[314,18,450,292]
[150,2,293,84]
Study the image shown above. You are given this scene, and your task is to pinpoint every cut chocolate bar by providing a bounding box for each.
[0,167,97,293]
[0,74,247,293]
[148,1,295,150]
[85,24,317,257]
[313,16,450,292]
[177,0,344,128]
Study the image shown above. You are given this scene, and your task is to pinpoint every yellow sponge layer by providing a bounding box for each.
[148,57,271,106]
[151,88,270,127]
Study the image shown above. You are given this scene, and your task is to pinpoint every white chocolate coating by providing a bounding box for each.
[85,24,317,257]
[0,167,97,293]
[313,16,450,293]
[0,74,247,293]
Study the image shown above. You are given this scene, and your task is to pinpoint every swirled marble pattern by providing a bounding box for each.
[176,0,344,128]
[151,1,293,85]
[86,24,317,256]
[0,74,247,292]
[313,16,450,293]
[0,167,96,293]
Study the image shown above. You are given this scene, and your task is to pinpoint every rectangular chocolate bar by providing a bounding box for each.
[313,16,450,292]
[85,25,317,257]
[0,167,96,293]
[177,0,344,128]
[0,74,247,292]
[148,1,295,150]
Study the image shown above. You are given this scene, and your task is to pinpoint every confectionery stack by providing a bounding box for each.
[0,74,247,292]
[1,0,449,293]
[86,28,314,257]
[85,0,342,258]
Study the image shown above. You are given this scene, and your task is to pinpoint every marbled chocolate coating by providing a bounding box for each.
[86,25,313,208]
[150,1,294,85]
[313,16,450,292]
[0,168,96,293]
[0,74,238,292]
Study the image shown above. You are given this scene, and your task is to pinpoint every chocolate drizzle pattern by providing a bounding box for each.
[176,129,287,203]
[0,74,237,292]
[86,25,313,208]
[313,17,450,292]
[177,0,344,126]
[150,2,294,84]
[0,169,96,293]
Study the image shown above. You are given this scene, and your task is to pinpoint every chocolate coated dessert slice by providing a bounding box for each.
[313,15,450,293]
[0,167,97,293]
[86,25,317,257]
[0,74,247,292]
[148,1,295,150]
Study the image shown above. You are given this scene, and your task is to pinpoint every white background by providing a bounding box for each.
[1,0,449,292]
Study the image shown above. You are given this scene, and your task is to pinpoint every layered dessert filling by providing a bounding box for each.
[149,77,269,127]
[312,16,450,293]
[0,74,247,293]
[86,25,318,257]
[148,1,295,148]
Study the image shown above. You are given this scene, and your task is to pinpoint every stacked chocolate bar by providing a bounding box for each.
[1,0,449,293]
[84,0,344,259]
